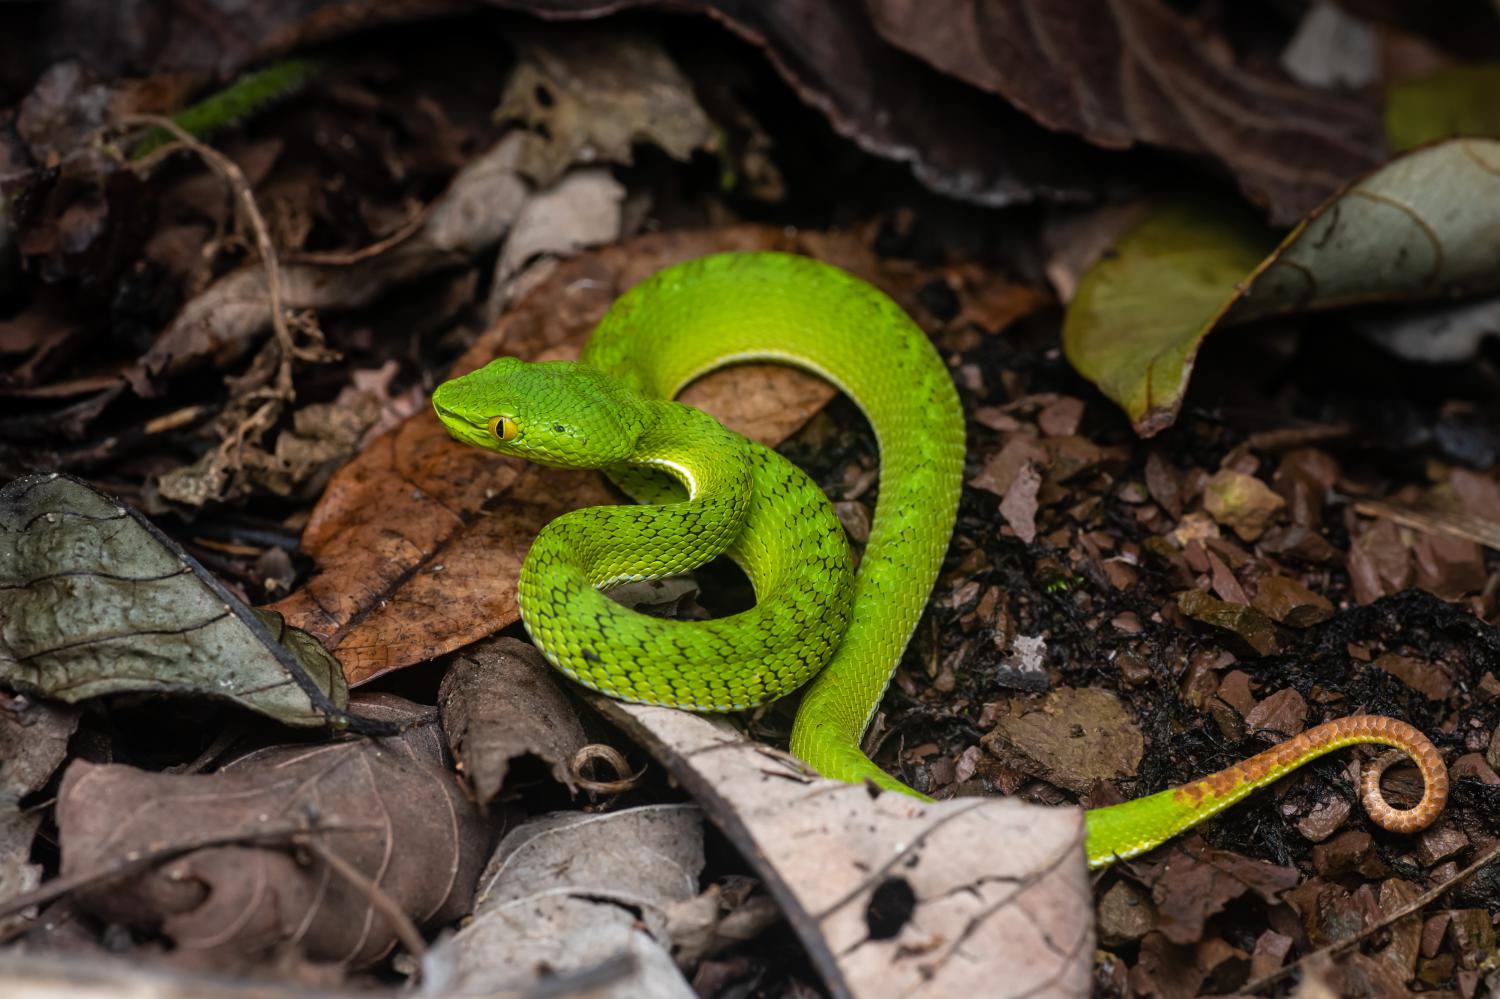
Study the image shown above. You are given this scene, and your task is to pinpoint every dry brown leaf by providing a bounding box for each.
[270,225,941,685]
[592,699,1093,997]
[56,695,488,969]
[1139,839,1300,945]
[437,637,589,802]
[982,687,1144,793]
[864,0,1383,224]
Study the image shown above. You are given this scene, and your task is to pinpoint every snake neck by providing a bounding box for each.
[621,400,753,503]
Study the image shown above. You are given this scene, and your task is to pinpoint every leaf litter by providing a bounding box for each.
[2,3,1500,998]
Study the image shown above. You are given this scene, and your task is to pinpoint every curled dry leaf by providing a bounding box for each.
[592,699,1093,998]
[0,474,347,726]
[56,695,487,969]
[270,225,945,684]
[864,0,1384,224]
[497,24,716,187]
[1064,139,1500,435]
[487,167,625,319]
[437,637,589,802]
[422,805,702,997]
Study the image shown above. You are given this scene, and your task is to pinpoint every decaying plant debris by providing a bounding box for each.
[1,2,1499,998]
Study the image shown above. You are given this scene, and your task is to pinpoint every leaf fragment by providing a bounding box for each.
[437,637,590,802]
[591,699,1094,997]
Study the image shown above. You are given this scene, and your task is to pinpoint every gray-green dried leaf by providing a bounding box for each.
[0,473,346,726]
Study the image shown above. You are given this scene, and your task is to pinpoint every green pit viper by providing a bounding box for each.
[433,251,1447,868]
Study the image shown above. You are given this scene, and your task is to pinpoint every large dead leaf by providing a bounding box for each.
[55,695,487,969]
[423,805,702,996]
[269,225,952,684]
[592,699,1093,997]
[864,0,1384,224]
[0,473,347,726]
[1063,139,1500,435]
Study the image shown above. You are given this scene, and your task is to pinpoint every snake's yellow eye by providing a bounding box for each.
[488,416,519,442]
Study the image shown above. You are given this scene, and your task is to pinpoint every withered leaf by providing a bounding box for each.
[1177,589,1279,657]
[1140,838,1299,944]
[0,474,347,727]
[437,637,589,802]
[426,805,702,996]
[270,225,942,684]
[56,695,487,968]
[981,687,1144,792]
[865,0,1383,223]
[1064,139,1500,434]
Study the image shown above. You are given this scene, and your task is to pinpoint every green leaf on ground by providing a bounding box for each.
[1386,65,1500,152]
[0,473,347,726]
[1063,138,1500,435]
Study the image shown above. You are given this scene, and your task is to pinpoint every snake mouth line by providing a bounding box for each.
[433,400,488,436]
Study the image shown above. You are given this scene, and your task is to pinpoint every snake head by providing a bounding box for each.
[432,357,649,468]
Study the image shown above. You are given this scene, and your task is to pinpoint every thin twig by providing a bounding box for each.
[296,833,428,963]
[286,202,427,265]
[1240,840,1500,993]
[117,114,311,389]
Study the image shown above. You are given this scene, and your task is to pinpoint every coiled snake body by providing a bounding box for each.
[433,251,1446,868]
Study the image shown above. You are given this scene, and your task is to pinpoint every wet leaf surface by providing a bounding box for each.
[1064,139,1500,434]
[0,474,347,725]
[56,694,487,969]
